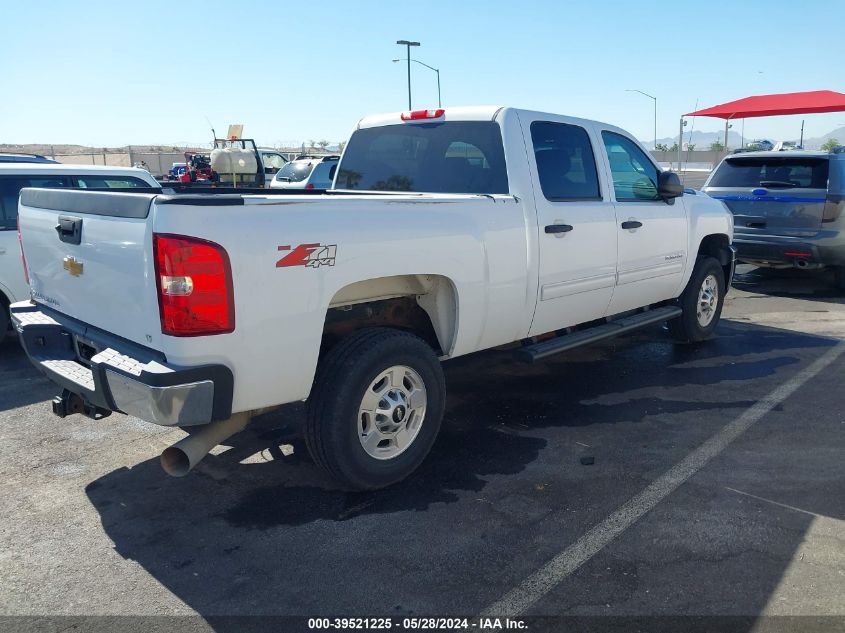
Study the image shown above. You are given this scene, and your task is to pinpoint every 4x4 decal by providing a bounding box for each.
[276,243,337,268]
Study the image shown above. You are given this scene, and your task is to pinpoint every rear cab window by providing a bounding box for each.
[336,121,508,194]
[709,157,830,189]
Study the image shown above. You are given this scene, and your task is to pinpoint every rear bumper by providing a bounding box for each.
[10,301,233,426]
[733,235,835,267]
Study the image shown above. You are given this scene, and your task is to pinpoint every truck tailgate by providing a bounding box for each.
[18,189,161,348]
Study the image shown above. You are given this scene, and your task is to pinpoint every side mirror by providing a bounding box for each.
[658,171,683,201]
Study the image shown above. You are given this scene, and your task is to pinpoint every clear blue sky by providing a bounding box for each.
[2,0,843,148]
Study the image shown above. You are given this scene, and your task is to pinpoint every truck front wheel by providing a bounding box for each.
[305,328,446,490]
[668,256,725,343]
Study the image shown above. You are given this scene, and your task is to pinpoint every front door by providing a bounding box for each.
[599,130,688,314]
[523,116,618,337]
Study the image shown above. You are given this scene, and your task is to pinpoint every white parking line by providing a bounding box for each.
[482,339,845,617]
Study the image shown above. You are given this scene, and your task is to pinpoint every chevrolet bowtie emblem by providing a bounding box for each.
[63,256,83,277]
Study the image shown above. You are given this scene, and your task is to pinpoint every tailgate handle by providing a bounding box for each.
[55,216,83,245]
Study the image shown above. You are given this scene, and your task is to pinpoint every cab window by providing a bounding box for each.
[74,176,148,188]
[336,122,508,194]
[601,131,660,201]
[262,152,287,174]
[0,176,70,230]
[530,121,601,201]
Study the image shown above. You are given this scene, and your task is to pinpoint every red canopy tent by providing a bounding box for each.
[683,90,845,149]
[685,90,845,120]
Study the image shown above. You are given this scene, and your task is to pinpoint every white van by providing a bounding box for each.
[0,163,159,338]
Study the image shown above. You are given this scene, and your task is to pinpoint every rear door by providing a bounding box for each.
[0,175,71,303]
[599,130,688,314]
[17,189,161,348]
[704,155,829,237]
[521,115,618,336]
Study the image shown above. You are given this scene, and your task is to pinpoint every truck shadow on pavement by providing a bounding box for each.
[0,337,57,412]
[81,320,840,623]
[732,265,845,303]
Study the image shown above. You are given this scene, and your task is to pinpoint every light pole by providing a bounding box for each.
[626,89,657,151]
[396,40,420,109]
[393,58,441,108]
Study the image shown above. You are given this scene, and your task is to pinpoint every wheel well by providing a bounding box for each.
[322,275,457,357]
[697,234,732,282]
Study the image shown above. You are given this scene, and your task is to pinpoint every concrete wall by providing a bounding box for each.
[651,150,727,170]
[127,152,187,177]
[52,152,192,177]
[53,153,131,167]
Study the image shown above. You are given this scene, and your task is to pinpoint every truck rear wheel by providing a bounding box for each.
[305,327,445,490]
[668,256,725,343]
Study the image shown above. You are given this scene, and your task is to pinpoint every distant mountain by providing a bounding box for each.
[645,130,743,150]
[643,125,845,150]
[801,126,845,149]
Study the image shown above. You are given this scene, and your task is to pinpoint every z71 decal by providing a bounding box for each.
[276,243,337,268]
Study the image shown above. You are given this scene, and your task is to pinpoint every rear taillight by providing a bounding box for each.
[305,183,315,190]
[400,108,445,121]
[153,234,234,336]
[822,196,844,223]
[18,218,29,285]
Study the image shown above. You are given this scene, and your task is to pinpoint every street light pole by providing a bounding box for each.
[392,58,441,108]
[626,89,657,150]
[396,40,420,109]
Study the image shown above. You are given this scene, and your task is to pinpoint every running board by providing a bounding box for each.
[514,306,683,363]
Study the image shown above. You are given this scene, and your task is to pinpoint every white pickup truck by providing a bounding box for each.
[12,106,735,490]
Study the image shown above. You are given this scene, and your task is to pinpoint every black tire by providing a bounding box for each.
[668,257,725,343]
[305,327,446,490]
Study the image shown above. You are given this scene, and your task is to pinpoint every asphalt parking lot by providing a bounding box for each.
[1,265,844,632]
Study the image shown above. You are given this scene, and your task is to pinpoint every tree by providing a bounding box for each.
[821,138,840,152]
[686,143,696,151]
[669,143,679,152]
[709,140,725,152]
[317,139,330,150]
[338,140,346,153]
[654,143,669,152]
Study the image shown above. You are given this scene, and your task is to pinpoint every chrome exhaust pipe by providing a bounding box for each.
[160,411,252,477]
[795,259,809,269]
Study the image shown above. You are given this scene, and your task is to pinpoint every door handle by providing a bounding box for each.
[545,224,574,234]
[621,220,643,230]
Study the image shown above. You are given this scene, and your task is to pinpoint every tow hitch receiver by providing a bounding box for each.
[51,389,112,420]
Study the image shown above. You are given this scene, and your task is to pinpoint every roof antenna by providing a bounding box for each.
[204,116,217,145]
